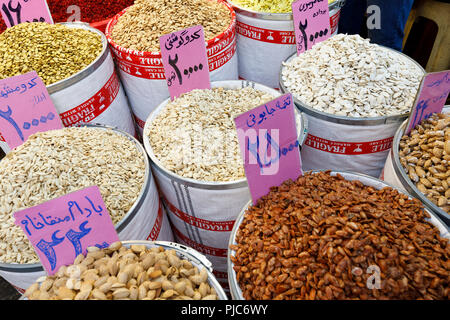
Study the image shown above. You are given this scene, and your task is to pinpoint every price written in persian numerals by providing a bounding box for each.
[234,93,303,204]
[292,0,330,55]
[405,70,450,135]
[0,0,53,28]
[160,25,211,99]
[0,71,62,149]
[14,186,119,275]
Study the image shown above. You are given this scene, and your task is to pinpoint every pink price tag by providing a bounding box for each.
[292,0,331,55]
[405,70,450,135]
[14,186,120,275]
[160,25,211,100]
[234,93,303,205]
[0,0,53,28]
[0,71,62,150]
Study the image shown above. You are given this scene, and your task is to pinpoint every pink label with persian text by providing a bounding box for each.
[160,25,211,99]
[14,186,119,275]
[234,93,302,205]
[405,70,450,135]
[0,0,53,28]
[292,0,331,55]
[0,71,62,150]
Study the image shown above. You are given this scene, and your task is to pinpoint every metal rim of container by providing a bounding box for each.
[227,0,346,21]
[142,80,308,190]
[390,107,450,223]
[0,123,151,272]
[104,0,237,57]
[46,22,109,94]
[279,46,426,126]
[227,170,450,300]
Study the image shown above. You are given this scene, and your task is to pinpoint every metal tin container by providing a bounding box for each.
[279,49,426,178]
[384,106,449,226]
[228,0,346,88]
[0,123,173,293]
[227,170,450,300]
[143,80,308,289]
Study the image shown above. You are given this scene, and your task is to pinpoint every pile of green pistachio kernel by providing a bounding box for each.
[0,22,103,86]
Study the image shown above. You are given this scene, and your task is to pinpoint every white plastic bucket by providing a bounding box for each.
[143,80,308,290]
[229,0,345,88]
[280,50,426,178]
[382,106,450,226]
[105,1,239,134]
[227,170,450,300]
[0,22,136,154]
[0,123,173,293]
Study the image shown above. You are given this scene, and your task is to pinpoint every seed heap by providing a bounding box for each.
[110,0,232,52]
[230,0,335,13]
[0,127,145,264]
[399,112,450,213]
[231,171,450,300]
[24,242,219,300]
[145,87,276,182]
[0,23,103,86]
[281,34,424,118]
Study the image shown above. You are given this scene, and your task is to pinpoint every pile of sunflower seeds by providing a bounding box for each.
[145,87,277,182]
[0,127,146,264]
[281,34,424,118]
[0,22,103,86]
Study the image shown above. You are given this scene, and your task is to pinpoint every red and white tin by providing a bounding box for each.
[105,0,239,134]
[228,0,345,89]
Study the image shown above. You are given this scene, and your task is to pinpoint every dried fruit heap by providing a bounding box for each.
[231,171,450,300]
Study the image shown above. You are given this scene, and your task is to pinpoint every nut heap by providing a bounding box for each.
[230,0,335,13]
[399,112,450,213]
[146,87,276,182]
[0,23,103,86]
[111,0,232,52]
[281,34,424,117]
[24,242,219,300]
[0,127,145,265]
[231,171,450,300]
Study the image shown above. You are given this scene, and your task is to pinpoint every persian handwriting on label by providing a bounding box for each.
[234,93,302,205]
[405,70,450,135]
[0,71,62,149]
[0,0,53,28]
[14,186,119,275]
[292,0,330,55]
[160,25,211,100]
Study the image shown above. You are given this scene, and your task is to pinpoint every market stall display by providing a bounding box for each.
[143,80,307,289]
[105,0,238,133]
[383,107,450,226]
[0,22,136,154]
[0,124,173,292]
[227,0,345,88]
[23,241,227,300]
[280,34,425,178]
[0,0,135,34]
[228,171,450,300]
